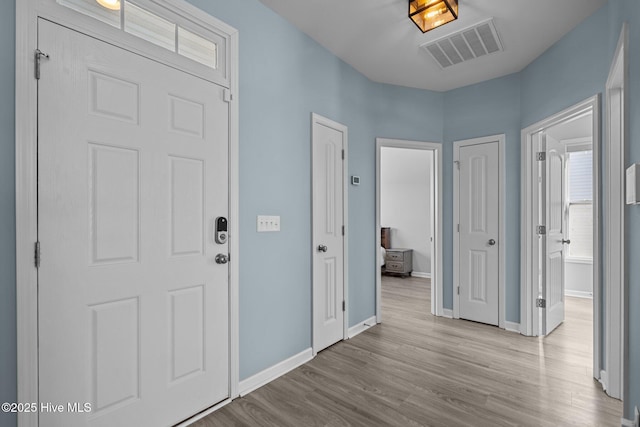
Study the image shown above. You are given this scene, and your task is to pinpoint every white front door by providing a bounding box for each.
[541,134,566,334]
[38,20,229,427]
[458,141,500,326]
[312,114,346,353]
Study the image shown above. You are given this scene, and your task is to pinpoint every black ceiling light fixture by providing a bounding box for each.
[409,0,458,33]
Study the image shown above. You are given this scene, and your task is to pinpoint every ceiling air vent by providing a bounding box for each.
[421,18,503,69]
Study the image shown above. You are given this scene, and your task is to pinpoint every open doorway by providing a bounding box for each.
[380,147,432,319]
[375,138,443,322]
[540,113,595,378]
[521,96,607,391]
[545,116,594,302]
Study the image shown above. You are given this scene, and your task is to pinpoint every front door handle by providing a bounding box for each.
[317,245,328,253]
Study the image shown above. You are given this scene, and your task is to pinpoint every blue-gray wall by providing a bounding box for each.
[2,0,639,425]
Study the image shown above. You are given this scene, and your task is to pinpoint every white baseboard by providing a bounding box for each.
[442,308,453,318]
[348,315,377,339]
[238,348,313,397]
[411,271,431,279]
[565,290,593,299]
[504,321,521,333]
[621,417,636,427]
[599,369,608,392]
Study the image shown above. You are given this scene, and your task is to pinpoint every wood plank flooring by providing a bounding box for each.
[192,276,621,426]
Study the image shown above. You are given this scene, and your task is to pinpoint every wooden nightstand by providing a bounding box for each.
[384,248,413,277]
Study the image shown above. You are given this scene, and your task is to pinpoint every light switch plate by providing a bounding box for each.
[257,215,280,232]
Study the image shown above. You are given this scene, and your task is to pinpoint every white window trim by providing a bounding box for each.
[565,148,593,262]
[15,2,239,426]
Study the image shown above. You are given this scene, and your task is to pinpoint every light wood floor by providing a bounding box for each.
[192,276,621,426]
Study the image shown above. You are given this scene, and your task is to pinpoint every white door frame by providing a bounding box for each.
[375,138,443,320]
[604,23,627,401]
[520,96,603,380]
[453,135,506,328]
[311,113,349,352]
[15,2,240,426]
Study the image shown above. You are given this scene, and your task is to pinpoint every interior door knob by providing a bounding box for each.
[318,244,328,253]
[488,239,496,246]
[562,239,571,244]
[215,254,229,264]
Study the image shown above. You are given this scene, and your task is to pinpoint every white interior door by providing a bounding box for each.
[458,141,500,326]
[312,114,345,353]
[541,134,566,335]
[37,20,229,427]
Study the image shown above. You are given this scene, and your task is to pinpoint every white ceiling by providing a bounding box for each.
[258,0,608,91]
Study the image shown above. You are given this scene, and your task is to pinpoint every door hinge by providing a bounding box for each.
[457,224,460,233]
[536,298,546,308]
[342,225,345,236]
[536,152,546,161]
[35,49,50,80]
[457,286,460,295]
[537,225,546,235]
[454,160,460,170]
[34,241,41,268]
[342,301,345,312]
[341,149,345,160]
[223,88,233,103]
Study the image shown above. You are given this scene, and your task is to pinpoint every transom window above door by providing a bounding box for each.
[57,0,220,71]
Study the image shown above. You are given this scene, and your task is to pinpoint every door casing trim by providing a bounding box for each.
[375,138,443,320]
[453,134,506,329]
[15,2,240,426]
[604,23,628,402]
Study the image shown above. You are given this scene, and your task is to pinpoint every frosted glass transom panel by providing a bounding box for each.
[178,27,218,70]
[57,0,222,76]
[124,2,176,52]
[58,0,121,28]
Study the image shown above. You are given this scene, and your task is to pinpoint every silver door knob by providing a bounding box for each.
[488,239,496,246]
[317,245,328,253]
[562,239,571,244]
[215,254,229,264]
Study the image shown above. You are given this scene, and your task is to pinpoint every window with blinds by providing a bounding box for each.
[567,150,593,260]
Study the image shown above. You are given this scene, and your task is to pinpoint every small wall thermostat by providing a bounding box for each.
[626,163,640,205]
[351,176,361,186]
